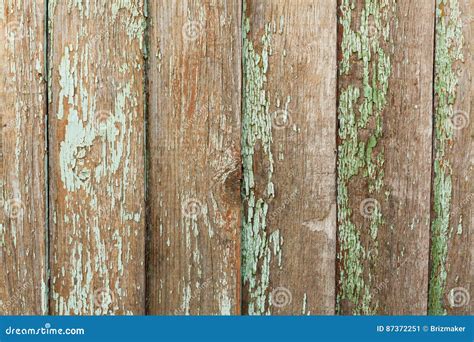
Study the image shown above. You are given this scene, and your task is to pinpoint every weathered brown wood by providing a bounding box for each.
[336,0,434,314]
[428,0,473,315]
[147,0,242,314]
[48,0,146,314]
[242,0,337,315]
[0,0,47,315]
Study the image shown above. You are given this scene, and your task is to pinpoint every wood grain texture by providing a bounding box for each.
[48,0,146,315]
[336,0,434,314]
[0,0,472,317]
[429,0,473,315]
[242,0,337,315]
[0,0,47,315]
[147,0,242,315]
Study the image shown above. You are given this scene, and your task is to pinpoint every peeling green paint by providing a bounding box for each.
[428,0,464,316]
[49,0,145,315]
[302,293,309,315]
[241,2,279,315]
[337,0,396,314]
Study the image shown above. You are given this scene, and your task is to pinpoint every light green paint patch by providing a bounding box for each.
[181,284,191,315]
[302,293,309,315]
[429,0,464,316]
[51,0,145,313]
[218,285,232,315]
[456,216,463,235]
[337,0,396,315]
[241,2,278,315]
[0,224,4,247]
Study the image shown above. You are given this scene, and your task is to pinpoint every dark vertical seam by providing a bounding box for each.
[143,0,151,315]
[427,0,438,315]
[239,0,245,316]
[334,0,341,315]
[44,0,51,316]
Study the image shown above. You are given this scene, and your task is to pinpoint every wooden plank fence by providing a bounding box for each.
[0,0,472,316]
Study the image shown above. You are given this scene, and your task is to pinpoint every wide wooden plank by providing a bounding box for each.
[242,0,337,315]
[428,0,473,315]
[0,0,47,314]
[48,0,146,314]
[336,0,434,314]
[147,0,242,314]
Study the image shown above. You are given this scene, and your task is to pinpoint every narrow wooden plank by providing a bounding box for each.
[336,0,434,314]
[429,0,473,315]
[0,0,47,314]
[48,0,146,314]
[147,0,242,314]
[242,0,337,315]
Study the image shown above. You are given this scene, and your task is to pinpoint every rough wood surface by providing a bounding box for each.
[428,0,473,315]
[147,0,242,315]
[242,0,337,315]
[1,0,472,317]
[0,0,47,315]
[48,0,146,315]
[336,0,434,314]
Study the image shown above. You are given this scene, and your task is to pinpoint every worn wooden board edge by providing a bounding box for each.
[241,0,338,315]
[429,0,473,315]
[47,0,147,315]
[0,0,48,315]
[335,0,435,315]
[335,0,399,315]
[146,0,242,315]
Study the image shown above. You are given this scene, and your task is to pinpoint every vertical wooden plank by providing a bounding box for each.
[48,0,146,314]
[0,0,47,314]
[242,0,337,315]
[336,0,434,314]
[147,0,242,314]
[429,0,473,315]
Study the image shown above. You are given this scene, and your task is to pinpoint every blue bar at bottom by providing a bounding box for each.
[0,315,472,342]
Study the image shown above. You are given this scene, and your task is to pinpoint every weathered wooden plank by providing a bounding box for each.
[336,0,434,314]
[48,0,146,314]
[147,0,242,314]
[0,0,47,315]
[242,0,337,315]
[428,0,473,315]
